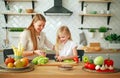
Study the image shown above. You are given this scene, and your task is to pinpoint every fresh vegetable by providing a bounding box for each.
[14,59,24,68]
[94,56,104,65]
[108,65,114,70]
[95,65,100,70]
[89,59,93,64]
[37,57,49,65]
[83,56,89,63]
[73,57,79,63]
[63,59,74,63]
[104,58,114,67]
[88,63,96,70]
[32,56,49,65]
[100,65,106,70]
[84,62,90,68]
[5,57,15,65]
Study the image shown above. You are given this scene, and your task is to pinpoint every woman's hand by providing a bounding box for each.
[34,50,46,56]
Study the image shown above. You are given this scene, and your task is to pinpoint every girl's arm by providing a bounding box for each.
[60,47,78,60]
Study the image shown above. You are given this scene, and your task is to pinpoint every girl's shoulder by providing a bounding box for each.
[68,40,74,43]
[67,40,77,46]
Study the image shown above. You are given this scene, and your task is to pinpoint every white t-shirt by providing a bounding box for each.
[58,40,77,57]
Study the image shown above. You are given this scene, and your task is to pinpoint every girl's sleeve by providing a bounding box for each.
[71,41,78,49]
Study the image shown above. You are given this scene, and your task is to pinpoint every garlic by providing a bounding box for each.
[95,65,100,70]
[105,64,108,69]
[100,65,106,70]
[109,65,114,70]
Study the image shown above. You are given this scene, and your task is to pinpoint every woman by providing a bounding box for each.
[19,14,54,60]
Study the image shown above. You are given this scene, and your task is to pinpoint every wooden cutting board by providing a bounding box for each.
[37,60,78,66]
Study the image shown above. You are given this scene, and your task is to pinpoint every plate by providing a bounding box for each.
[58,64,73,71]
[0,63,31,70]
[0,63,34,73]
[82,67,120,73]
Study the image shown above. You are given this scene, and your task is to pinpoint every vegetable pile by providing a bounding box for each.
[32,56,49,65]
[83,55,114,72]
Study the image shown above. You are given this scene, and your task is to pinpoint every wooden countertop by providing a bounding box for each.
[0,63,120,78]
[77,49,120,54]
[85,49,120,54]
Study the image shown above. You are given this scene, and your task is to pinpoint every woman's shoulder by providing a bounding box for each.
[21,29,30,34]
[40,32,46,36]
[20,29,31,36]
[22,29,30,33]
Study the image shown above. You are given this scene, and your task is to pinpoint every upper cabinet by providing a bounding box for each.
[79,0,113,25]
[1,0,38,23]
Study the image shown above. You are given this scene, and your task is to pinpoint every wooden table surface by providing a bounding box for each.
[0,62,120,78]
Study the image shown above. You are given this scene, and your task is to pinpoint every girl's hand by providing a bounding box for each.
[57,56,65,62]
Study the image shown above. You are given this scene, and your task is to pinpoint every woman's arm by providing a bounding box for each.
[22,51,34,57]
[23,49,46,57]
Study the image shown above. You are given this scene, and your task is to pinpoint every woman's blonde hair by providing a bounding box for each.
[27,14,46,50]
[55,26,72,51]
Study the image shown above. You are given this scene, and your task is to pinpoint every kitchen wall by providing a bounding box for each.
[0,0,120,50]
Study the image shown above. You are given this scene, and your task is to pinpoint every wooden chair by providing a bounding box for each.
[3,49,14,61]
[77,50,84,61]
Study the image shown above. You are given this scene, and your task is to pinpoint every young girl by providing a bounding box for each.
[55,26,78,62]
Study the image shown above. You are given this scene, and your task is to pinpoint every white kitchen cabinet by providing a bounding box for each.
[0,52,4,64]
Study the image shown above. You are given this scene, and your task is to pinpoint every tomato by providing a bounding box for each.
[84,62,90,68]
[88,63,96,70]
[73,57,79,63]
[104,58,114,67]
[5,57,15,65]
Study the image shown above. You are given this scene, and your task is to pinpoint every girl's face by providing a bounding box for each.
[59,33,69,44]
[33,20,45,33]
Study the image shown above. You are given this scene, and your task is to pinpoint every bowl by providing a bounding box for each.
[26,9,34,13]
[89,11,97,14]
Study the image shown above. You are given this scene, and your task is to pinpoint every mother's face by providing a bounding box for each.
[33,20,45,33]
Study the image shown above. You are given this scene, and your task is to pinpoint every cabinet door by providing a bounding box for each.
[0,52,4,64]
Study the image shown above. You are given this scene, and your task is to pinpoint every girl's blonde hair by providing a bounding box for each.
[27,14,46,50]
[55,26,72,51]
